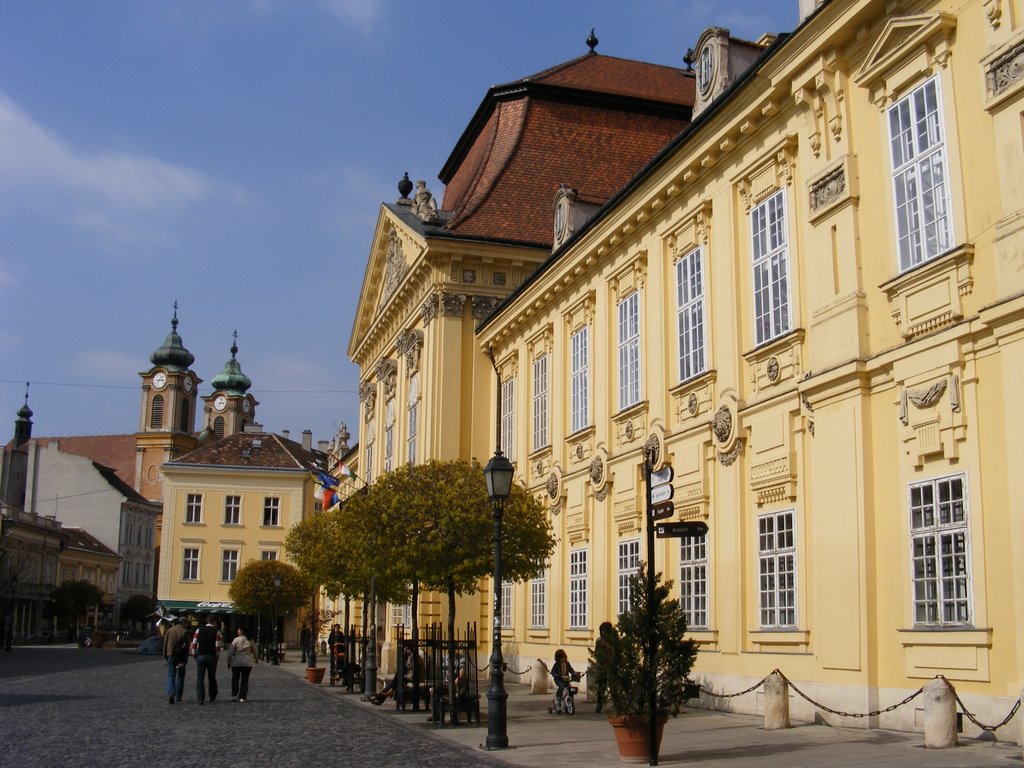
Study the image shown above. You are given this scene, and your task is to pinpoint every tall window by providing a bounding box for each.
[150,394,164,429]
[910,474,970,626]
[182,547,199,581]
[384,398,395,473]
[676,245,707,381]
[889,77,952,272]
[758,510,797,628]
[365,418,375,484]
[618,292,641,410]
[407,375,419,465]
[501,377,515,457]
[390,601,412,628]
[263,497,280,527]
[224,495,241,525]
[532,354,549,451]
[569,548,588,629]
[751,189,791,346]
[617,539,641,617]
[185,494,203,524]
[221,549,239,582]
[680,534,709,629]
[570,326,590,433]
[500,581,513,629]
[530,567,547,628]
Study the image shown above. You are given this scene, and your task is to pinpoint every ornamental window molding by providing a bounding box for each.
[608,251,647,304]
[736,136,798,212]
[563,292,596,333]
[667,201,713,259]
[982,32,1024,110]
[395,329,423,376]
[791,50,847,158]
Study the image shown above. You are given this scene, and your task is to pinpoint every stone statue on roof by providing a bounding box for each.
[411,179,441,224]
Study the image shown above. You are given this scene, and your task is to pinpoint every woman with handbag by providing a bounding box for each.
[226,626,257,702]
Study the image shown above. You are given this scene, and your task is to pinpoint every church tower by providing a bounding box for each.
[202,332,258,439]
[136,304,201,501]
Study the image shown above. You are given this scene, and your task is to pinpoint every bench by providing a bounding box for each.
[431,689,480,726]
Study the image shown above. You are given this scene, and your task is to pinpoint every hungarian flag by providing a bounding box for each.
[338,463,357,482]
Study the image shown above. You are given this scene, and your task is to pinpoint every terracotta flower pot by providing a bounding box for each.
[305,667,326,684]
[608,714,667,764]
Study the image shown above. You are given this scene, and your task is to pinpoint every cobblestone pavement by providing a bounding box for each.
[0,646,505,768]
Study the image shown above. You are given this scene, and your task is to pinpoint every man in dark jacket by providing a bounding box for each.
[162,616,191,704]
[191,614,222,704]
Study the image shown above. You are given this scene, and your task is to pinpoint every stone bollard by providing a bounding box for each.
[923,678,958,748]
[763,672,791,729]
[531,658,549,694]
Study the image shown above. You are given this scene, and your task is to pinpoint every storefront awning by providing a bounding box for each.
[157,600,237,614]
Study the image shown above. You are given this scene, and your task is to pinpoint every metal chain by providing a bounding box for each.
[505,664,532,675]
[937,675,1022,732]
[689,669,1020,732]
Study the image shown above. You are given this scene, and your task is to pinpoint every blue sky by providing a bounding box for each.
[0,0,798,446]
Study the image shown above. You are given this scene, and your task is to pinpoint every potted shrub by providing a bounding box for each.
[304,605,335,684]
[590,566,698,763]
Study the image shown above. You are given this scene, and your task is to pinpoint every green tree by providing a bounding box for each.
[228,559,308,615]
[120,594,156,627]
[50,580,104,633]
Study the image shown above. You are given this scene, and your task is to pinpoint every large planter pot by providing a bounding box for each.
[305,667,326,684]
[608,715,668,764]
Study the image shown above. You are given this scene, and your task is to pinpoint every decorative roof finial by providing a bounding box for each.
[231,329,239,360]
[398,171,413,204]
[171,300,179,333]
[586,28,599,53]
[683,48,695,70]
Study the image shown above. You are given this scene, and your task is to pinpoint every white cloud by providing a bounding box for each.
[0,93,241,246]
[315,0,382,34]
[71,349,142,383]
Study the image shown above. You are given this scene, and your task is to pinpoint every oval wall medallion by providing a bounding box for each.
[712,405,733,444]
[546,473,559,500]
[687,393,698,415]
[766,356,780,382]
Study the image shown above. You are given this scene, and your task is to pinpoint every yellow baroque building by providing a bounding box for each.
[350,0,1024,734]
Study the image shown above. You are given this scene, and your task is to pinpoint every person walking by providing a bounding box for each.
[162,616,191,704]
[300,622,311,664]
[226,625,257,702]
[191,614,222,704]
[593,621,617,713]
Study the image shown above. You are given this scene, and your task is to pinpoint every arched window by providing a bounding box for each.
[150,395,164,429]
[214,415,225,439]
[179,399,190,432]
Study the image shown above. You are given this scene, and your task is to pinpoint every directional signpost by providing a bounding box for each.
[650,501,674,521]
[655,520,709,538]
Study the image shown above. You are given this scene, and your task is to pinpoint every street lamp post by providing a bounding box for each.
[483,446,514,749]
[272,575,282,666]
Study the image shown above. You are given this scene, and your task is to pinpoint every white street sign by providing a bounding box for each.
[651,484,674,504]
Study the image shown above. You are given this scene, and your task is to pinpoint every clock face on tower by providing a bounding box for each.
[183,377,193,393]
[214,395,227,412]
[152,372,167,390]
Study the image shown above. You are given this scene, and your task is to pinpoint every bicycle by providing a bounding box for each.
[549,671,581,715]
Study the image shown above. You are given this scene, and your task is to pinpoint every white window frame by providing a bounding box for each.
[500,580,513,629]
[530,567,547,629]
[501,377,515,457]
[185,493,203,524]
[676,245,707,381]
[390,601,412,629]
[618,291,641,410]
[262,497,280,527]
[680,534,709,630]
[221,549,239,582]
[910,474,971,626]
[260,550,278,561]
[569,548,588,629]
[617,538,641,617]
[758,510,797,628]
[751,188,792,346]
[182,547,200,581]
[224,495,241,526]
[365,418,375,485]
[570,326,590,433]
[888,76,953,272]
[407,375,419,465]
[532,354,549,451]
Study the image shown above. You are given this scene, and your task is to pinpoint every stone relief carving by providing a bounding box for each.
[589,455,604,487]
[410,180,441,224]
[712,405,733,444]
[809,165,846,211]
[643,434,660,467]
[376,359,397,399]
[359,381,377,422]
[471,295,499,321]
[546,473,559,501]
[986,39,1024,99]
[899,376,960,424]
[382,229,407,302]
[421,294,439,325]
[396,329,423,375]
[688,393,699,415]
[766,357,781,382]
[718,439,744,466]
[440,292,466,317]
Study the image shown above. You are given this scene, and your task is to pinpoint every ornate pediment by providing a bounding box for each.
[854,14,957,108]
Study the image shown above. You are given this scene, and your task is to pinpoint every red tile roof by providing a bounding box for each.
[169,430,324,473]
[438,53,694,246]
[62,526,119,558]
